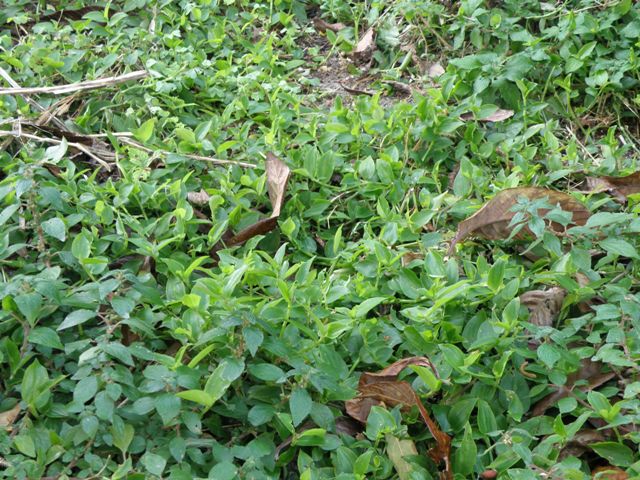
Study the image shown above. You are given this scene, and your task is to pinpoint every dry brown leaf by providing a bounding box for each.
[585,172,640,203]
[340,83,375,96]
[0,404,21,431]
[211,153,290,256]
[461,109,514,122]
[360,356,438,383]
[592,466,629,480]
[559,429,606,460]
[448,187,590,255]
[520,287,566,327]
[427,63,445,78]
[313,18,346,34]
[187,189,211,206]
[531,358,615,416]
[345,358,451,479]
[266,152,290,218]
[386,434,418,480]
[353,27,375,61]
[401,252,424,267]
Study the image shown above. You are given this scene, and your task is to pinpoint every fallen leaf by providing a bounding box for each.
[340,83,375,96]
[531,358,615,416]
[585,172,640,203]
[211,153,290,254]
[448,187,590,255]
[335,416,363,436]
[346,358,451,479]
[386,434,418,480]
[592,466,629,480]
[313,18,346,34]
[226,217,279,247]
[0,404,21,431]
[401,252,424,267]
[187,189,211,206]
[360,356,438,383]
[427,62,445,78]
[353,27,375,62]
[265,152,291,218]
[520,287,566,327]
[559,429,606,460]
[460,109,514,122]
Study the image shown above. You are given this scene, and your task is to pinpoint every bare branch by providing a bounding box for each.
[118,137,257,169]
[0,131,112,171]
[0,70,148,96]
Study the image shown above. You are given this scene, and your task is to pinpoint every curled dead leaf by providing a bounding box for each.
[585,172,640,203]
[559,429,606,460]
[187,189,211,206]
[345,358,451,479]
[353,27,375,62]
[0,404,21,431]
[401,252,424,267]
[520,287,566,327]
[460,109,514,122]
[313,18,346,34]
[265,152,290,218]
[211,152,290,255]
[360,356,438,384]
[448,187,590,255]
[592,466,629,480]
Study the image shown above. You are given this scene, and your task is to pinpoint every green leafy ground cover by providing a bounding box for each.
[1,0,640,478]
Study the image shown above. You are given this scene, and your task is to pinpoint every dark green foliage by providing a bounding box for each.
[0,0,639,479]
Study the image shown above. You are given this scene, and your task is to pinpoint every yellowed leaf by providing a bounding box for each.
[386,434,418,480]
[0,404,21,431]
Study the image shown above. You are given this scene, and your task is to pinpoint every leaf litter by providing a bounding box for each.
[448,187,590,255]
[346,357,452,479]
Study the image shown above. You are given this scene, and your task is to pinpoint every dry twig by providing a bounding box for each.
[0,70,148,96]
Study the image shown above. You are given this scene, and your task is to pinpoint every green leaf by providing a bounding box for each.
[111,417,134,454]
[13,434,36,457]
[103,342,134,366]
[208,461,237,480]
[133,118,156,143]
[58,309,95,331]
[289,388,312,427]
[28,327,64,350]
[353,297,386,318]
[537,343,561,369]
[14,293,42,326]
[155,393,181,425]
[590,442,634,467]
[170,436,186,463]
[243,327,264,357]
[176,390,214,408]
[248,363,285,382]
[292,428,326,446]
[600,238,639,259]
[0,203,19,227]
[41,217,66,241]
[21,360,49,411]
[141,452,167,476]
[453,423,477,475]
[74,376,98,404]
